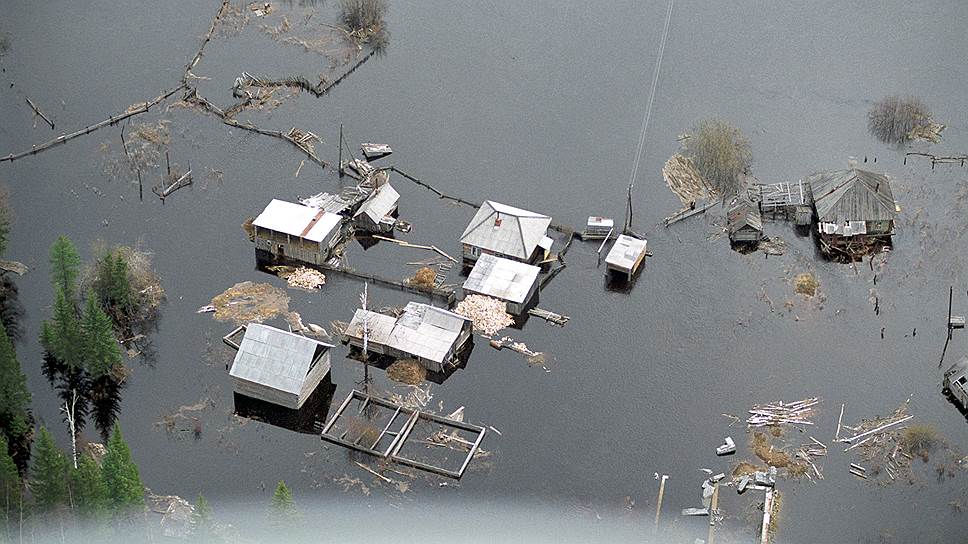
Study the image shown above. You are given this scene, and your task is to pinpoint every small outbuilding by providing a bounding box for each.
[226,324,334,410]
[727,196,763,244]
[459,200,552,266]
[353,183,399,233]
[252,199,344,265]
[343,302,473,373]
[943,356,968,413]
[605,235,648,281]
[462,253,540,315]
[807,169,897,252]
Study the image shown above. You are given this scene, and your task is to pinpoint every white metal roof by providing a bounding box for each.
[229,324,333,394]
[460,200,552,259]
[605,235,648,271]
[587,216,614,228]
[354,183,400,223]
[253,199,342,242]
[463,253,540,304]
[345,303,470,364]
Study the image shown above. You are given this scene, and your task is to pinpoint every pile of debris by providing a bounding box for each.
[454,294,514,336]
[835,401,916,483]
[662,153,714,204]
[285,266,326,289]
[386,359,426,385]
[210,281,290,324]
[747,397,819,428]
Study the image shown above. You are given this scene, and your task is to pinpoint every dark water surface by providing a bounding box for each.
[2,1,968,542]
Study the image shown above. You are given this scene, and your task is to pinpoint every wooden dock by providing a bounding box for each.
[663,199,719,226]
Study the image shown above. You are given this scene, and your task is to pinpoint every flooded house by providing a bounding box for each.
[943,356,968,413]
[252,199,344,265]
[459,200,553,267]
[353,183,399,233]
[807,169,898,254]
[343,301,473,373]
[727,196,764,244]
[462,253,541,315]
[224,323,334,410]
[605,234,648,281]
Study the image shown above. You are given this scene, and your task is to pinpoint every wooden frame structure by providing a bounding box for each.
[320,390,486,479]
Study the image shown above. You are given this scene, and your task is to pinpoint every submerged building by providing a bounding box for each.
[225,324,334,410]
[343,302,473,373]
[252,199,344,265]
[462,253,541,315]
[459,200,553,266]
[807,169,897,252]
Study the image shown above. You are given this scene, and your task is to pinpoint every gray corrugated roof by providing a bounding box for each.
[460,200,552,259]
[808,169,896,224]
[354,183,399,223]
[229,324,333,394]
[344,302,470,364]
[605,235,648,270]
[727,198,762,233]
[463,253,540,303]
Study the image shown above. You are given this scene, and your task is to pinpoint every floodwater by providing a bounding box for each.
[2,0,968,542]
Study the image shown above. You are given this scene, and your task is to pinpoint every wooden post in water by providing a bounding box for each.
[707,483,719,544]
[653,474,668,533]
[338,123,343,178]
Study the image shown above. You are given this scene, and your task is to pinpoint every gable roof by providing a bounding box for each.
[605,235,648,270]
[463,253,540,304]
[354,183,399,223]
[807,169,896,224]
[460,200,552,259]
[727,197,763,233]
[253,199,342,242]
[229,324,333,394]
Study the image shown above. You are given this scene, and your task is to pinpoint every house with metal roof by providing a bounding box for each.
[727,196,763,244]
[343,302,473,373]
[807,169,897,241]
[459,200,553,266]
[605,235,648,281]
[462,253,540,315]
[225,323,334,410]
[353,183,399,233]
[252,199,344,265]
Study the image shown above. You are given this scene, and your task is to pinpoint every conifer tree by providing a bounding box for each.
[48,236,80,303]
[101,424,143,514]
[0,435,20,531]
[40,287,81,368]
[80,294,121,378]
[30,427,69,512]
[110,253,131,314]
[192,493,213,537]
[0,197,9,259]
[0,322,30,440]
[269,480,298,523]
[72,452,108,519]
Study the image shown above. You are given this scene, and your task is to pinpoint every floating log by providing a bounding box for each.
[370,235,457,263]
[153,169,193,201]
[25,97,54,129]
[838,415,913,444]
[663,199,719,226]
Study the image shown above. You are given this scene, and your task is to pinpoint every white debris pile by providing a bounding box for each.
[747,397,819,428]
[455,294,513,336]
[286,267,326,289]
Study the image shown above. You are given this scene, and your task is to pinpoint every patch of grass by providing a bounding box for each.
[794,272,819,297]
[732,461,764,477]
[751,432,792,468]
[408,266,436,289]
[386,359,426,385]
[340,0,388,32]
[901,423,940,462]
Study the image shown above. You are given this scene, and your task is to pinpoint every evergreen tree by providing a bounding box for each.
[0,435,20,531]
[109,253,131,314]
[40,287,81,368]
[101,424,143,514]
[49,236,81,303]
[192,493,213,537]
[72,452,108,519]
[80,294,122,378]
[0,198,9,259]
[0,321,30,440]
[269,480,298,523]
[30,427,68,512]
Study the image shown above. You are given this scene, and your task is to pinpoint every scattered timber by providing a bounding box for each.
[747,398,818,428]
[183,0,232,85]
[527,307,570,326]
[370,235,457,263]
[664,199,719,226]
[837,415,913,444]
[25,97,54,129]
[0,85,185,163]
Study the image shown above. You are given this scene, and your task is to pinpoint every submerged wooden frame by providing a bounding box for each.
[320,390,486,479]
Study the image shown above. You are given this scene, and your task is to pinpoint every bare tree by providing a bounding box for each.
[867,95,932,144]
[681,119,752,197]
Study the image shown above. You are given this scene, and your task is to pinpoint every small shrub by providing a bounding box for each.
[340,0,388,32]
[867,95,932,144]
[409,266,436,289]
[901,423,939,461]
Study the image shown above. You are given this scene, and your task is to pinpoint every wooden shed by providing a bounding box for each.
[459,200,552,267]
[462,253,540,315]
[225,324,333,410]
[343,302,473,373]
[252,199,344,265]
[353,183,399,233]
[605,235,648,281]
[727,196,763,244]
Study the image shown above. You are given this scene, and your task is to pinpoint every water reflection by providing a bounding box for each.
[232,377,337,434]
